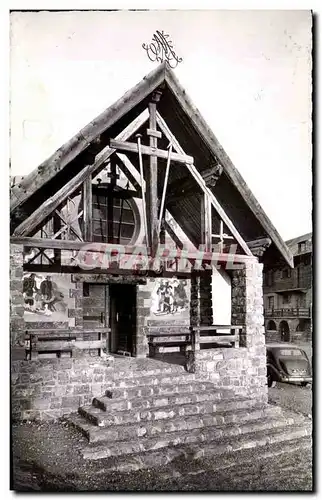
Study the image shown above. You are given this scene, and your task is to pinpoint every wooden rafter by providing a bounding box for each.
[108,139,193,165]
[13,110,149,238]
[156,112,253,257]
[54,209,84,242]
[83,177,93,241]
[163,220,184,250]
[115,155,142,192]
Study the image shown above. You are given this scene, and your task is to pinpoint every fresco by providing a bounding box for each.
[150,278,190,321]
[23,273,73,322]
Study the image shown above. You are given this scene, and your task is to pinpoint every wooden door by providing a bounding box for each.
[82,283,108,355]
[109,284,136,355]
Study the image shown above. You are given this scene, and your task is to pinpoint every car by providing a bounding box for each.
[266,342,312,388]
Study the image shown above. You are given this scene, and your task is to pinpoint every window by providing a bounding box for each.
[298,241,306,253]
[282,268,291,279]
[92,187,138,245]
[283,294,290,304]
[268,296,274,309]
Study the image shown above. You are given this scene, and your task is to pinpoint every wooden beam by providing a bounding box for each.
[11,236,149,254]
[146,128,162,139]
[13,110,149,237]
[156,112,253,257]
[11,63,167,212]
[147,101,159,255]
[247,237,272,257]
[157,144,172,236]
[83,176,93,241]
[12,236,256,265]
[53,213,61,265]
[201,193,212,252]
[164,220,184,250]
[108,139,193,165]
[115,159,141,192]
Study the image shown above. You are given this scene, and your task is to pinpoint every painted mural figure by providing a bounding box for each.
[23,273,38,308]
[23,273,67,317]
[153,279,189,316]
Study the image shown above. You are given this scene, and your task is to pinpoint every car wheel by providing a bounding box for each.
[267,372,276,388]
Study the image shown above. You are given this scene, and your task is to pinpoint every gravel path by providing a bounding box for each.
[11,417,313,492]
[268,382,312,416]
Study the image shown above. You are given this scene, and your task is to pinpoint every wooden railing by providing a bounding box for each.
[147,324,243,356]
[190,325,243,350]
[265,308,311,318]
[25,328,111,360]
[147,325,191,357]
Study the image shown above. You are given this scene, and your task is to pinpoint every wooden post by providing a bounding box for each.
[83,176,93,241]
[201,192,212,252]
[147,99,159,256]
[191,273,201,352]
[53,213,61,264]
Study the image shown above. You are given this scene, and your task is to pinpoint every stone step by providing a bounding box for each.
[104,379,219,400]
[105,435,312,475]
[110,363,187,381]
[82,420,311,461]
[159,436,312,483]
[68,403,287,444]
[106,372,197,390]
[93,387,234,413]
[79,396,262,427]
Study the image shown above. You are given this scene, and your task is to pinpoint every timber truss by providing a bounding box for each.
[11,90,256,275]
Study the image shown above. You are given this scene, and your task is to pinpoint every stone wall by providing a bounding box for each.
[186,347,267,402]
[187,260,268,402]
[11,355,185,421]
[11,357,116,421]
[10,244,25,357]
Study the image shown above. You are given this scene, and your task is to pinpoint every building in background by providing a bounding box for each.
[264,232,312,343]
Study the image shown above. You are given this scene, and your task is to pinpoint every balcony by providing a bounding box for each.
[264,308,311,319]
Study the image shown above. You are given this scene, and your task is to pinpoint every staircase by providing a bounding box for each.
[66,362,312,472]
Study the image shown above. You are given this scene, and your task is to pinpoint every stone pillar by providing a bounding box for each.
[190,273,201,331]
[10,244,25,360]
[231,259,265,348]
[199,270,213,325]
[135,283,151,358]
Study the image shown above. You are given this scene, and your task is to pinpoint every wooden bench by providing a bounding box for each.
[147,328,192,357]
[25,328,111,359]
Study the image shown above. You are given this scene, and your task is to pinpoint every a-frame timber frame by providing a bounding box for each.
[11,62,293,273]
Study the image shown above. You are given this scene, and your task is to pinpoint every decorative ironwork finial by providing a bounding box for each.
[142,30,183,69]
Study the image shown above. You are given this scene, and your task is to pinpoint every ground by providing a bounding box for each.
[11,381,313,492]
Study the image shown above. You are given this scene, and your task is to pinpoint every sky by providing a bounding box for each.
[9,9,312,241]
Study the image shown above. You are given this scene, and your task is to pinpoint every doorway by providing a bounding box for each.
[279,320,290,342]
[109,284,137,355]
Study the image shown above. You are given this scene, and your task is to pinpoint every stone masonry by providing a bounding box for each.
[10,244,25,359]
[187,260,267,402]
